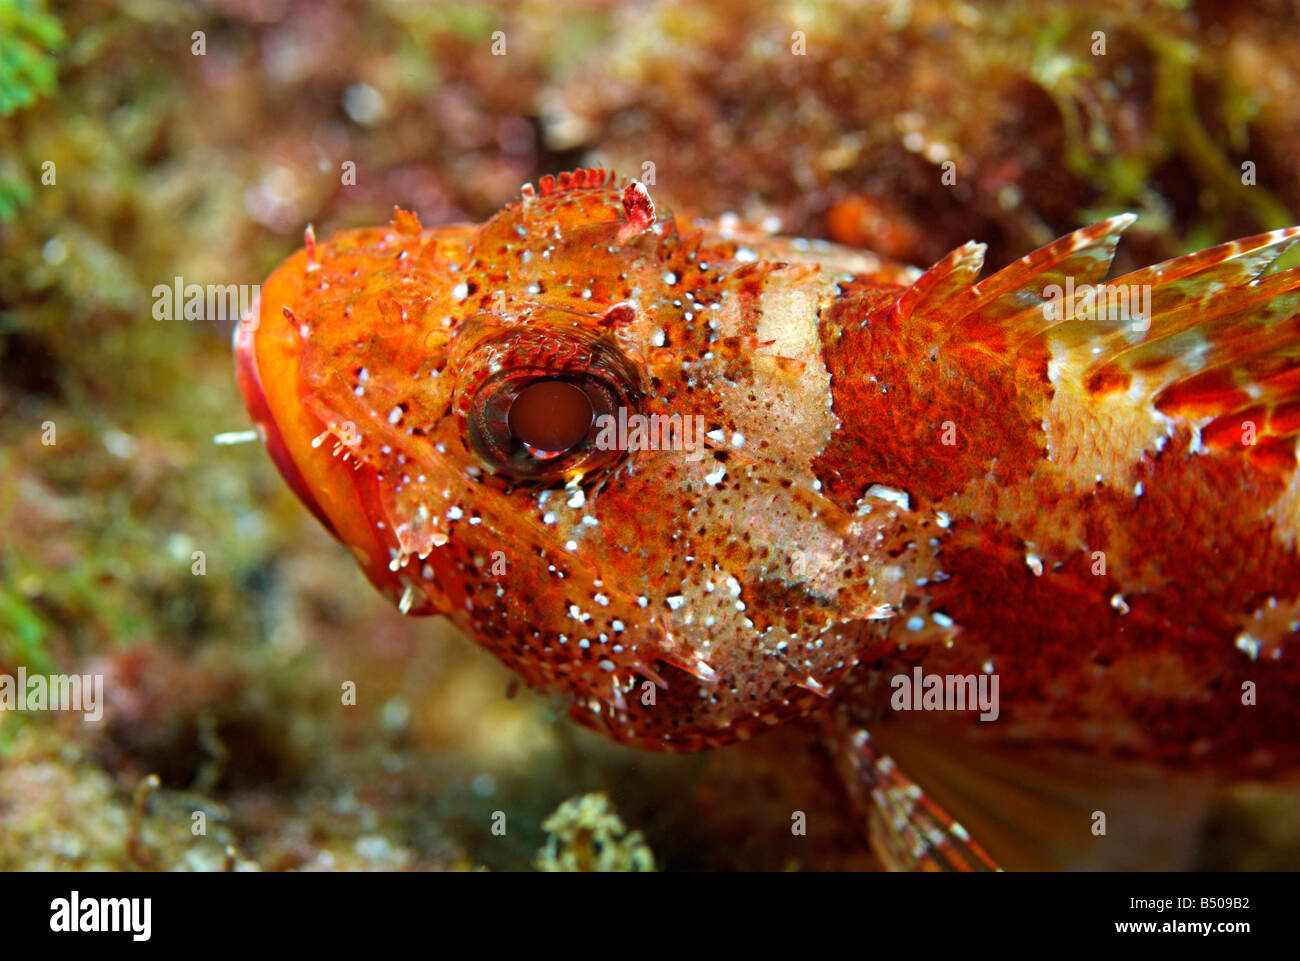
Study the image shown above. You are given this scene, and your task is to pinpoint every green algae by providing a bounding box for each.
[535,793,655,872]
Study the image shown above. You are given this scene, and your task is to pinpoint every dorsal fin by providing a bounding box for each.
[893,240,985,323]
[1083,229,1300,463]
[966,214,1136,325]
[893,215,1136,348]
[1047,228,1300,472]
[901,218,1300,474]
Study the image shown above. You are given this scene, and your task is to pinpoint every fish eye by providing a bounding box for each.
[507,380,594,454]
[454,321,644,484]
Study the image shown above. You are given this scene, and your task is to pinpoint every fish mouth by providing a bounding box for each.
[232,297,339,538]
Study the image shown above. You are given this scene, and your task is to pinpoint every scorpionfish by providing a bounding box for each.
[235,169,1300,870]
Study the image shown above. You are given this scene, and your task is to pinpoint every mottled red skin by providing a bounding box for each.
[235,171,1300,826]
[814,262,1300,778]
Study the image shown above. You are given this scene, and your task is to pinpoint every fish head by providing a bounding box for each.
[236,170,913,748]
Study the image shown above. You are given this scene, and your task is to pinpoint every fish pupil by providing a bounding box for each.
[507,380,594,453]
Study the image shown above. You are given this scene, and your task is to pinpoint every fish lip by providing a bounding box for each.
[232,299,340,539]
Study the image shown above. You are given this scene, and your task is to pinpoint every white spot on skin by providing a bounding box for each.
[1111,594,1130,615]
[704,464,726,486]
[388,406,404,425]
[865,484,910,510]
[1025,553,1043,577]
[666,595,686,611]
[693,660,718,682]
[452,281,469,301]
[567,489,585,509]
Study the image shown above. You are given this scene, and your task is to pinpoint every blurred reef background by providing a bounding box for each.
[1,0,1299,870]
